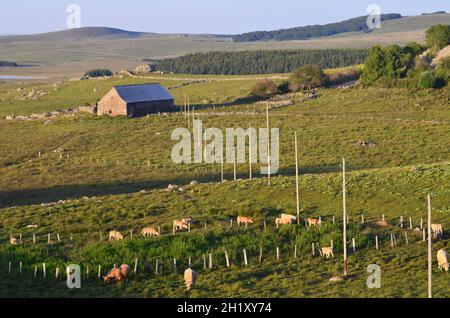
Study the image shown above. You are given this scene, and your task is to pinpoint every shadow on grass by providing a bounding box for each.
[0,162,365,208]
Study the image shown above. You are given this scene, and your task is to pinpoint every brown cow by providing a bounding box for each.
[109,230,124,241]
[437,249,449,272]
[276,217,294,227]
[375,220,389,227]
[10,237,17,245]
[174,220,189,232]
[237,216,254,227]
[141,227,160,237]
[306,218,322,227]
[320,247,334,259]
[184,268,197,291]
[104,264,131,283]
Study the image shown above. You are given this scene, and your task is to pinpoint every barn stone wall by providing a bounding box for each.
[97,89,127,116]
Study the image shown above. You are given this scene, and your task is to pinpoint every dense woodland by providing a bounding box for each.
[153,49,368,75]
[231,14,402,42]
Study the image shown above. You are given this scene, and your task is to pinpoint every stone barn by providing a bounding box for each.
[97,83,175,117]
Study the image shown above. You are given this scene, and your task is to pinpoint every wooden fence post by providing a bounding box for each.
[405,232,409,244]
[188,223,191,233]
[390,234,394,247]
[333,216,335,225]
[361,214,365,225]
[34,266,38,278]
[98,265,101,279]
[19,261,22,274]
[352,238,356,252]
[130,229,133,240]
[225,251,230,268]
[423,229,426,242]
[375,236,379,250]
[55,268,59,280]
[427,194,432,299]
[382,214,385,223]
[243,249,248,266]
[19,234,22,244]
[173,258,177,273]
[48,233,51,244]
[312,243,315,256]
[155,260,159,275]
[43,263,46,278]
[57,234,61,243]
[33,234,36,244]
[276,247,280,260]
[420,218,423,230]
[209,254,213,269]
[294,245,297,259]
[8,262,11,274]
[230,219,233,228]
[134,258,138,273]
[409,217,413,230]
[400,216,404,228]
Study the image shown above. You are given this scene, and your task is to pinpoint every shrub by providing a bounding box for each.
[288,64,327,92]
[84,69,113,78]
[277,81,290,94]
[250,79,278,97]
[418,71,446,89]
[425,24,450,51]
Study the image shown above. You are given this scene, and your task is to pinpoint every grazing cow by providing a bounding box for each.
[437,249,449,272]
[320,247,334,259]
[281,214,297,223]
[10,237,17,245]
[104,264,131,283]
[276,217,294,227]
[306,218,322,227]
[237,216,254,227]
[141,227,160,237]
[375,220,389,227]
[109,230,124,241]
[173,220,189,232]
[184,268,197,291]
[431,224,443,238]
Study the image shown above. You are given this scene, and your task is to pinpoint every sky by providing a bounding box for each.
[0,0,449,35]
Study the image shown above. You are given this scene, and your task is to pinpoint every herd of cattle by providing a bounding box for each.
[7,214,448,290]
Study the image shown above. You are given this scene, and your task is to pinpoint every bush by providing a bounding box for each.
[425,24,450,51]
[250,79,278,97]
[418,71,446,89]
[84,69,113,78]
[288,64,327,92]
[277,81,290,94]
[414,56,431,72]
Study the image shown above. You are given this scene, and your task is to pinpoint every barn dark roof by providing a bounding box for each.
[114,83,173,103]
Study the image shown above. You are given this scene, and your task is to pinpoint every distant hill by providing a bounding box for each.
[0,27,151,42]
[232,14,403,42]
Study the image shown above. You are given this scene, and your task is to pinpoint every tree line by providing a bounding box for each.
[152,49,368,75]
[232,14,402,42]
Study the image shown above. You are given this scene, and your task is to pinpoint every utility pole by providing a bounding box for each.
[342,158,348,276]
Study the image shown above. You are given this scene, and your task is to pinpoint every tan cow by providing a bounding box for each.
[306,218,322,227]
[173,220,189,232]
[375,220,389,227]
[10,237,17,245]
[281,214,297,223]
[431,224,443,238]
[141,227,160,237]
[109,230,124,241]
[437,249,449,272]
[237,216,254,227]
[320,247,334,259]
[276,217,294,227]
[184,268,197,291]
[181,218,193,225]
[103,264,131,283]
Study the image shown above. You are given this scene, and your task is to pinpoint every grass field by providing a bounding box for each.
[0,69,449,298]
